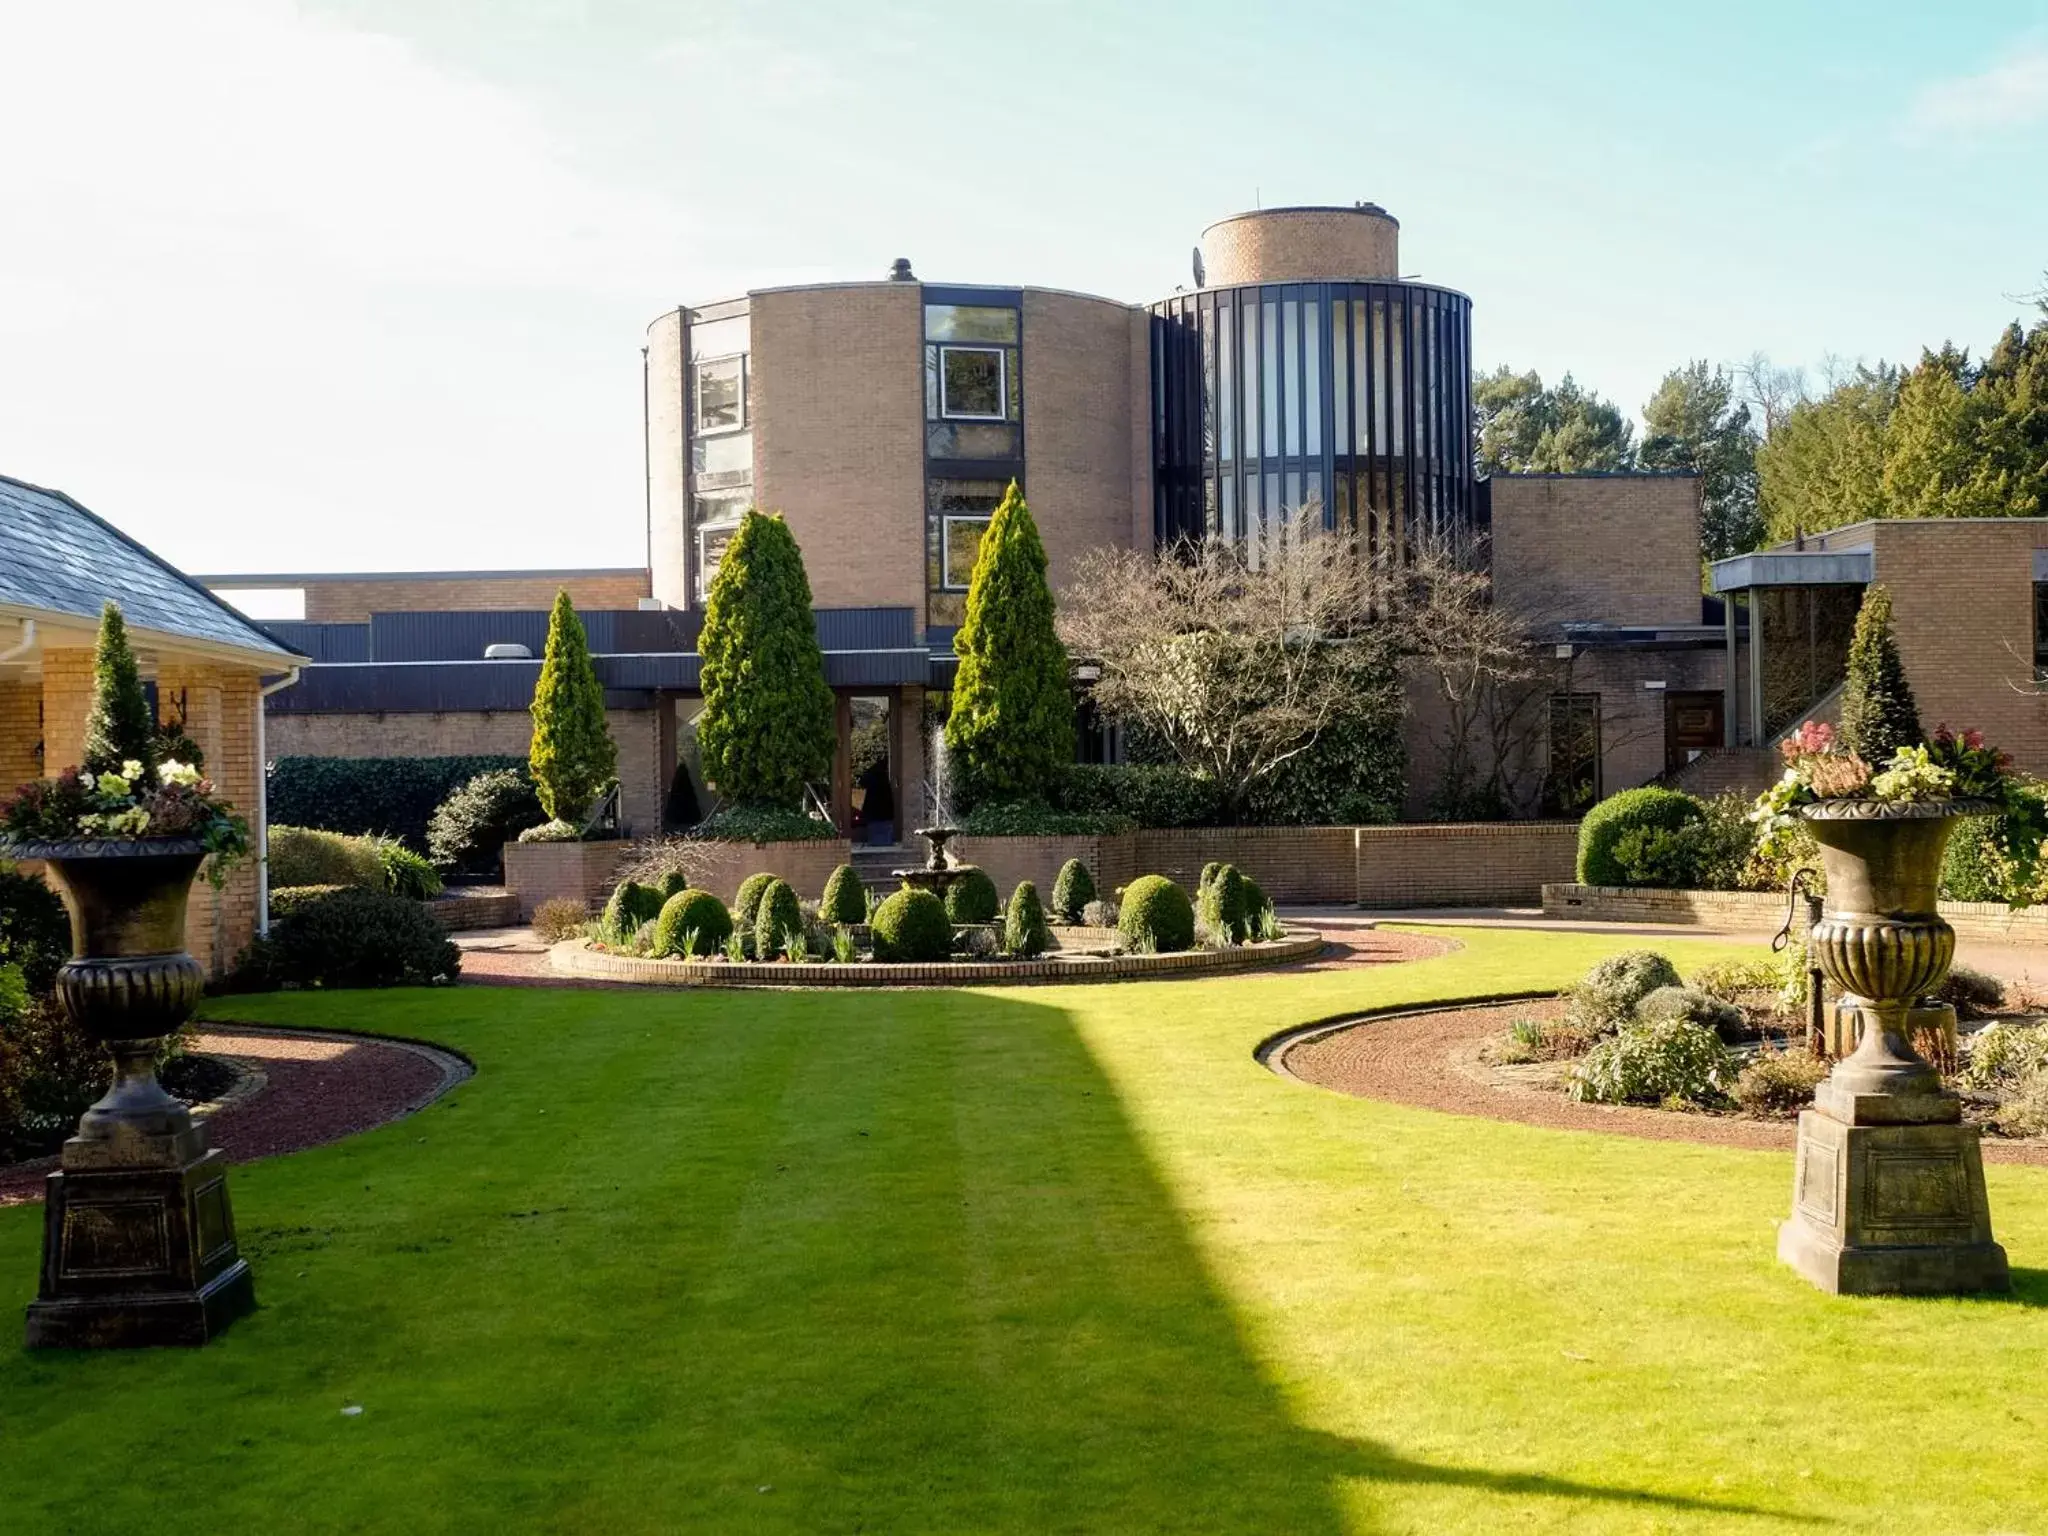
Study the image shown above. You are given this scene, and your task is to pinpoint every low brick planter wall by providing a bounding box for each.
[1543,883,2048,946]
[502,838,632,920]
[1356,822,1579,908]
[428,889,521,931]
[547,927,1323,988]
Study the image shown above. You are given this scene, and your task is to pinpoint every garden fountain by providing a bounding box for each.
[891,725,980,902]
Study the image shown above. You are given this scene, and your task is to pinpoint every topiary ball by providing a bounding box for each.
[1117,874,1195,954]
[602,880,664,938]
[1635,984,1746,1041]
[1199,861,1223,890]
[1242,876,1271,923]
[658,868,691,900]
[870,886,953,963]
[1196,863,1251,944]
[1051,858,1095,923]
[752,878,803,961]
[820,863,868,925]
[734,872,778,935]
[653,888,732,958]
[944,867,1000,924]
[1575,787,1706,888]
[1005,880,1051,958]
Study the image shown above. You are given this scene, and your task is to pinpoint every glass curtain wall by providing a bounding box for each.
[923,288,1024,629]
[1149,281,1473,560]
[684,302,753,603]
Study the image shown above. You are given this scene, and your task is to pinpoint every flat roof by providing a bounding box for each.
[195,567,649,586]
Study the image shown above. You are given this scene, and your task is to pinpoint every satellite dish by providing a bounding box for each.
[1191,246,1206,288]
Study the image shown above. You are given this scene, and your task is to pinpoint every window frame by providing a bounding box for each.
[940,514,993,591]
[695,517,744,602]
[937,345,1006,422]
[2035,581,2048,680]
[693,353,747,436]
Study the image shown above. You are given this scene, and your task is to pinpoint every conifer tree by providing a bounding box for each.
[82,602,158,778]
[697,510,836,806]
[945,482,1074,805]
[1839,584,1923,766]
[528,591,616,822]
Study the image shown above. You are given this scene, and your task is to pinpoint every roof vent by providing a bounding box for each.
[888,257,915,282]
[483,643,532,660]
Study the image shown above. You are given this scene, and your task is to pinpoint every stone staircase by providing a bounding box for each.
[850,843,910,887]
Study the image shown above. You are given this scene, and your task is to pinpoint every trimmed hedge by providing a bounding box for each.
[269,825,384,890]
[871,887,952,963]
[961,800,1136,837]
[268,755,525,852]
[944,868,1000,924]
[1004,881,1050,958]
[235,887,460,989]
[268,884,347,922]
[753,878,803,960]
[603,880,666,938]
[1056,763,1224,829]
[820,864,868,924]
[426,768,548,877]
[1576,787,1705,888]
[1117,875,1195,954]
[653,889,731,958]
[693,803,838,843]
[734,873,779,938]
[1051,858,1095,923]
[1197,863,1252,945]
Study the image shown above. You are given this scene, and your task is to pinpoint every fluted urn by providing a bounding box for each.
[15,837,255,1347]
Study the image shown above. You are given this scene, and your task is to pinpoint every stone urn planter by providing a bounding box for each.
[1778,801,2009,1295]
[15,838,255,1348]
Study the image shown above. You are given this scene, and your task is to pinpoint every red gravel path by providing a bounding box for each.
[0,1030,465,1206]
[1276,998,2048,1166]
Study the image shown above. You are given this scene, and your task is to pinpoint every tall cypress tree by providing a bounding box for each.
[528,591,616,822]
[945,481,1074,805]
[697,510,836,807]
[82,601,158,778]
[1839,583,1923,765]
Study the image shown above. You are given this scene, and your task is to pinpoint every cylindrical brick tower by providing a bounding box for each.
[1199,204,1401,286]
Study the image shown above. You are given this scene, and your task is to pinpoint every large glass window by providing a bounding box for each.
[938,346,1005,420]
[691,431,751,478]
[694,355,745,434]
[924,304,1018,344]
[696,520,741,601]
[1545,694,1602,815]
[927,479,1007,594]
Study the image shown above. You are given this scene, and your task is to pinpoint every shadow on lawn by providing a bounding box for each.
[634,988,1812,1531]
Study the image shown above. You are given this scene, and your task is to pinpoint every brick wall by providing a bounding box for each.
[751,283,926,613]
[675,839,856,908]
[0,679,40,787]
[1491,474,1703,627]
[265,706,668,838]
[1022,290,1146,596]
[1544,882,2048,947]
[1355,821,1579,907]
[279,572,650,623]
[1200,208,1400,284]
[645,308,690,611]
[1135,827,1358,902]
[949,833,1143,908]
[502,838,634,918]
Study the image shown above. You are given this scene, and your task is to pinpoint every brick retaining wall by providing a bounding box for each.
[1355,822,1580,908]
[1543,883,2048,945]
[502,839,633,919]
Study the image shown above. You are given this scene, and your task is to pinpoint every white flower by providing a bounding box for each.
[77,771,95,790]
[121,759,145,779]
[159,759,199,786]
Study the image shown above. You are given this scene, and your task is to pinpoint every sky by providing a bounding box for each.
[3,0,2046,591]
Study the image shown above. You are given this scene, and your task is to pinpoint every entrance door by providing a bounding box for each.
[1665,691,1724,773]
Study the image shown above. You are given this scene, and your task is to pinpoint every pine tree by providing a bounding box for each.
[697,510,836,807]
[945,481,1075,805]
[82,601,158,778]
[1839,584,1923,766]
[527,591,616,823]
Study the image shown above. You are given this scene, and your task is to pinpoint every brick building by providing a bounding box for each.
[203,201,1729,838]
[1,474,306,975]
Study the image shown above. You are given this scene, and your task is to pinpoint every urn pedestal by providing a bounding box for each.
[1777,802,2009,1296]
[17,840,255,1348]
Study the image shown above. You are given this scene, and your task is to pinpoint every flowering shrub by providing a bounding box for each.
[1,759,249,879]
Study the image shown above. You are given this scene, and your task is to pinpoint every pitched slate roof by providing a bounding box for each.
[0,473,301,663]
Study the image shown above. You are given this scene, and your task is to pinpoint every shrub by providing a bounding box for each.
[945,483,1075,806]
[238,887,460,989]
[0,866,71,995]
[653,889,731,958]
[268,884,346,921]
[531,897,588,944]
[1991,1073,2048,1138]
[1962,1020,2048,1090]
[82,602,157,777]
[1608,824,1706,889]
[1056,764,1224,830]
[871,887,953,963]
[1938,964,2007,1020]
[1941,814,2006,903]
[697,510,837,807]
[528,591,617,824]
[1731,1047,1829,1116]
[820,864,868,925]
[1051,858,1096,923]
[517,819,581,843]
[269,754,526,852]
[1839,584,1923,766]
[426,768,547,876]
[752,879,803,961]
[944,868,1000,924]
[1686,958,1782,1002]
[1242,877,1272,923]
[692,803,837,843]
[1568,950,1683,1033]
[1240,687,1406,828]
[1636,985,1746,1041]
[1495,1014,1599,1063]
[658,868,692,900]
[734,873,779,937]
[960,800,1136,837]
[1576,788,1706,888]
[0,989,109,1160]
[268,824,385,890]
[1005,881,1050,958]
[1199,861,1223,890]
[1081,898,1119,928]
[375,838,443,900]
[1117,875,1195,954]
[602,880,666,939]
[1568,1017,1733,1106]
[1196,864,1252,945]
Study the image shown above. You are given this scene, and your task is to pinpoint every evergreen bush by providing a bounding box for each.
[870,887,952,963]
[658,869,692,900]
[1196,863,1252,944]
[1568,950,1683,1033]
[1635,985,1746,1041]
[1568,1017,1732,1106]
[236,887,460,989]
[1117,874,1195,954]
[268,825,386,890]
[1051,858,1095,923]
[1576,787,1706,887]
[696,511,836,808]
[653,889,731,958]
[944,483,1075,806]
[0,867,73,995]
[425,768,548,876]
[944,867,1000,924]
[820,864,868,924]
[1055,764,1223,829]
[734,872,779,937]
[271,755,528,852]
[267,885,347,922]
[528,591,617,824]
[82,602,157,777]
[752,878,803,961]
[373,839,443,900]
[1004,881,1051,958]
[1839,583,1923,765]
[603,879,666,939]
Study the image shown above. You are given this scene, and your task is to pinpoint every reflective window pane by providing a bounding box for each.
[692,430,751,476]
[940,347,1004,419]
[694,356,744,433]
[927,422,1018,460]
[925,304,1019,343]
[688,313,749,359]
[1331,298,1349,457]
[1304,298,1323,456]
[1218,297,1235,461]
[1261,299,1280,458]
[942,517,992,588]
[1241,302,1259,464]
[696,520,740,601]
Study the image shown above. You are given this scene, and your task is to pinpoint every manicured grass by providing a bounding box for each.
[4,926,2048,1532]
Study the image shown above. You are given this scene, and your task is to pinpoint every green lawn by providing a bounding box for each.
[5,926,2048,1533]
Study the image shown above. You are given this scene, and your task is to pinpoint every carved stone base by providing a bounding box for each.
[1779,1110,2009,1296]
[25,1148,256,1348]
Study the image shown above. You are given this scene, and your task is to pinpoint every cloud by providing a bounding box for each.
[1907,41,2048,137]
